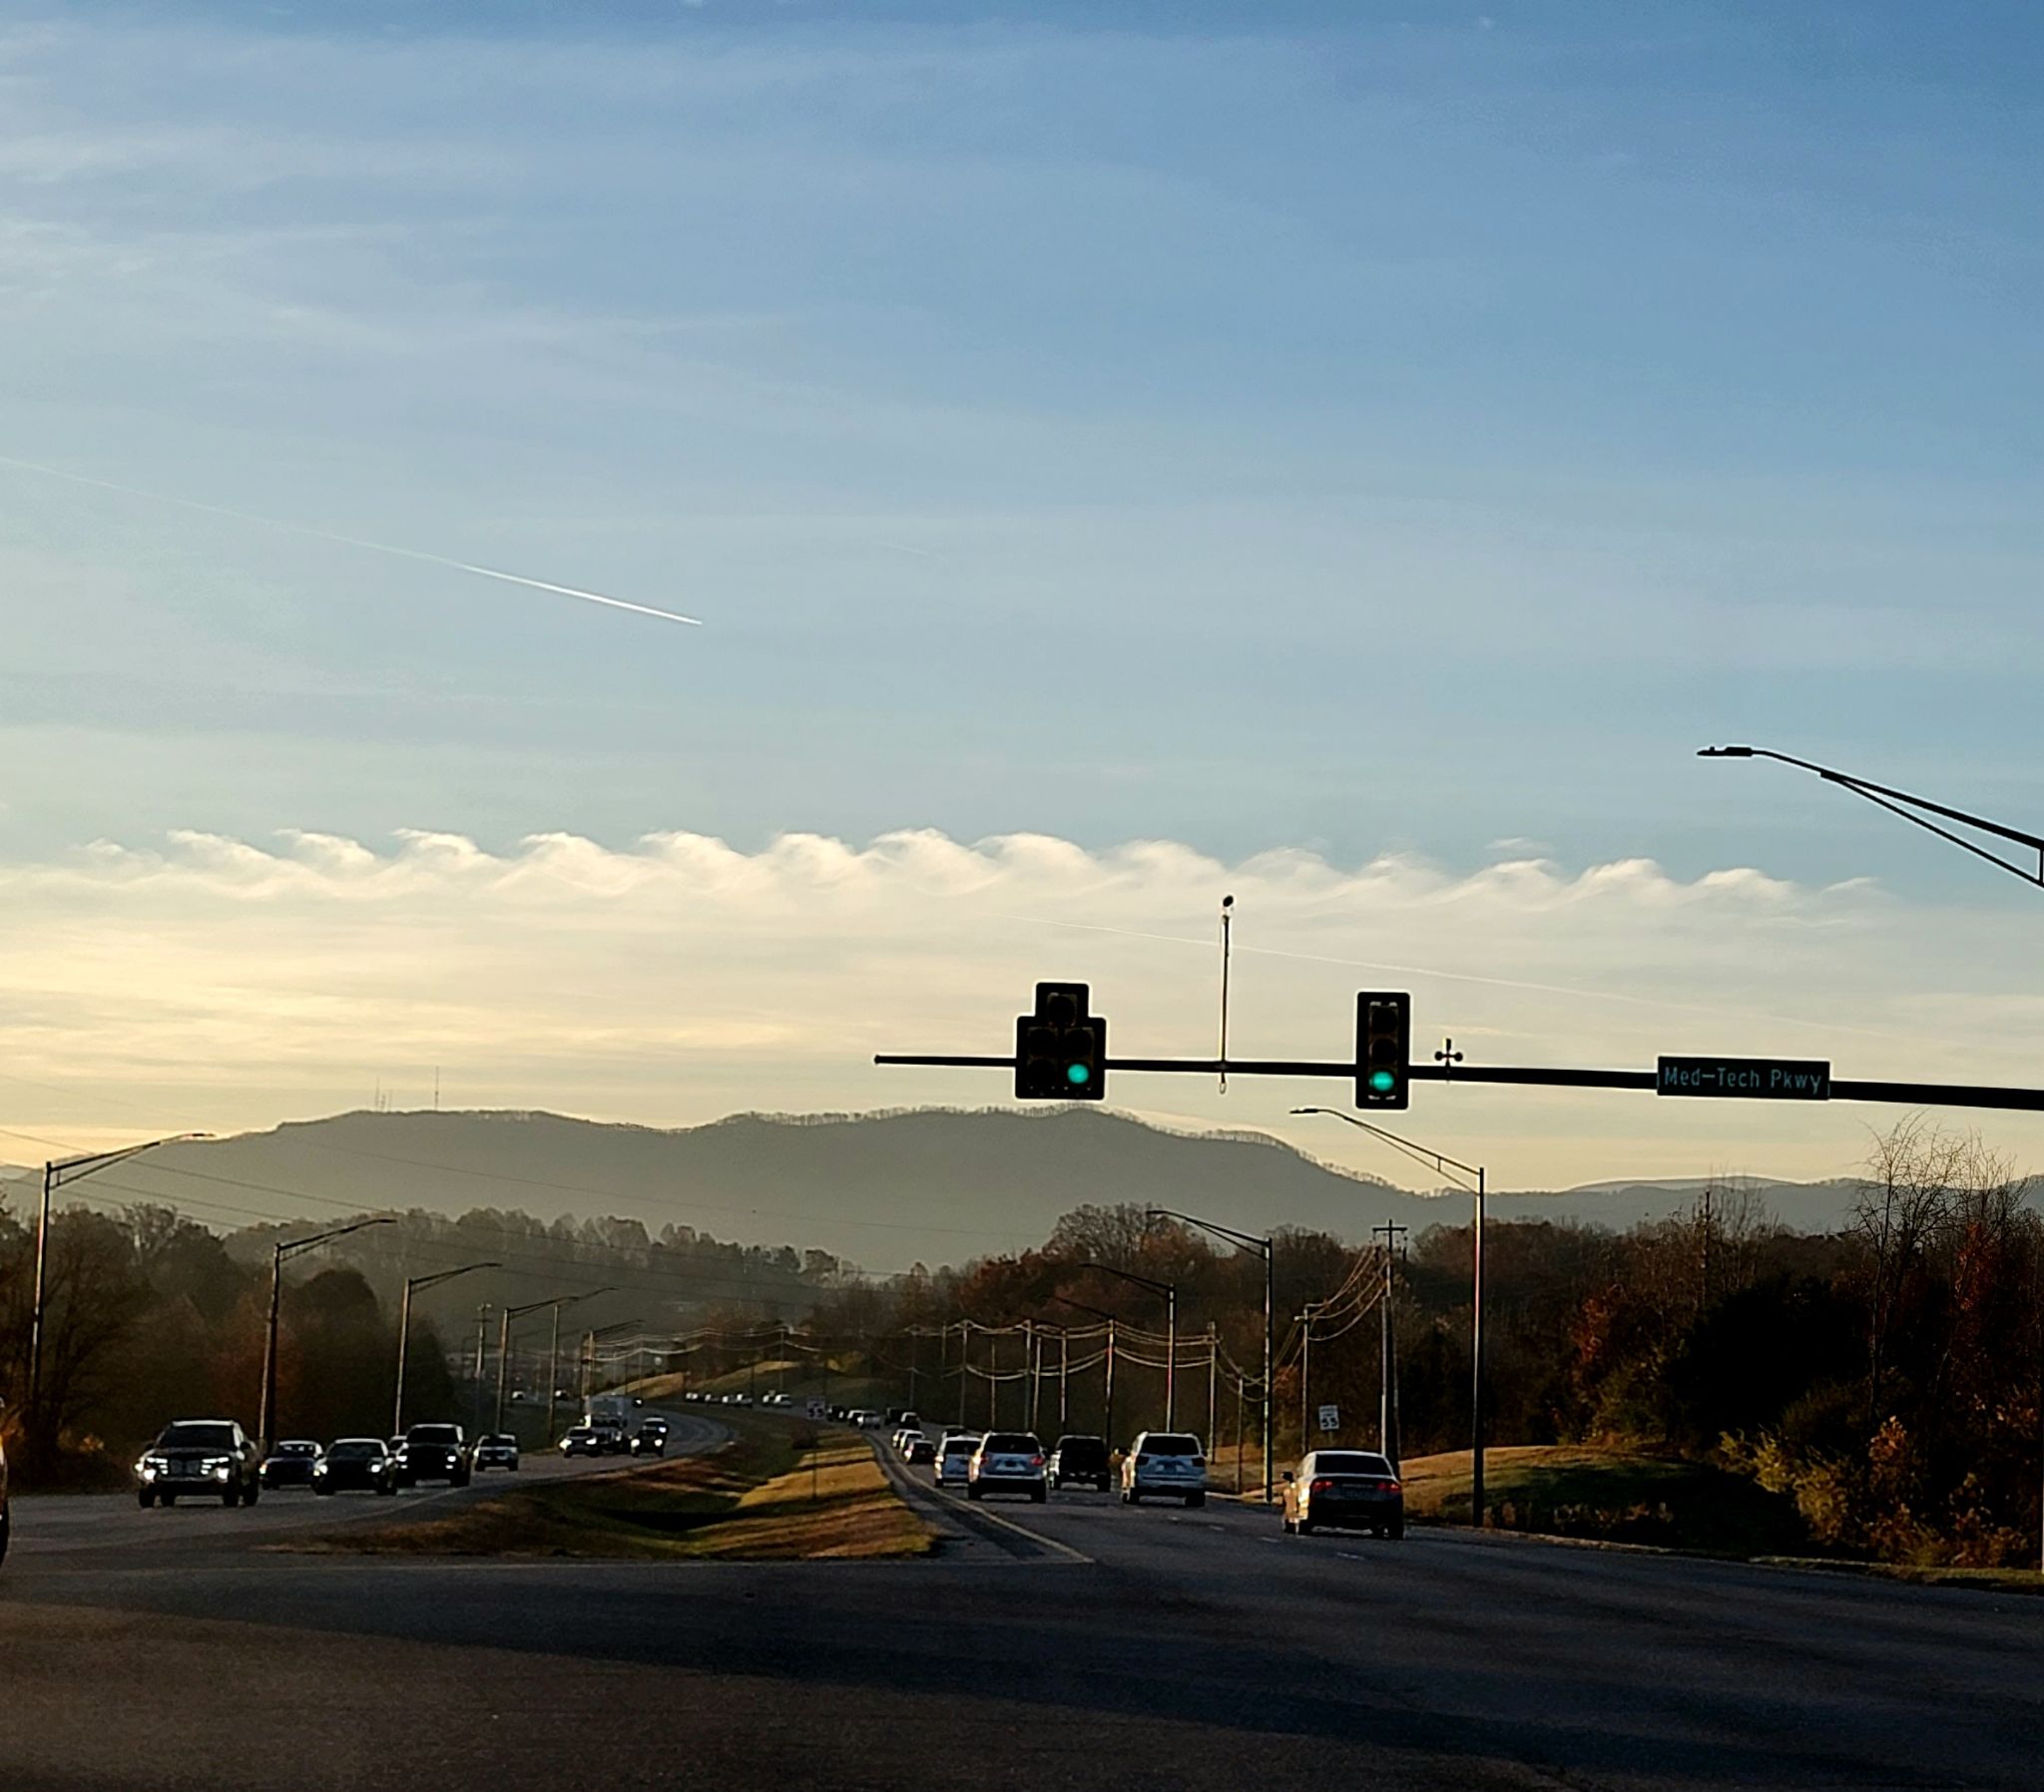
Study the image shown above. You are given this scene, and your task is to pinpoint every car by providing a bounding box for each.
[896,1410,921,1433]
[905,1436,935,1466]
[1281,1450,1404,1539]
[136,1419,262,1508]
[258,1439,321,1491]
[892,1427,922,1454]
[590,1420,630,1454]
[630,1423,667,1457]
[473,1434,521,1473]
[968,1431,1048,1503]
[1120,1431,1208,1507]
[560,1425,600,1457]
[393,1422,471,1489]
[934,1432,980,1488]
[1047,1434,1111,1492]
[312,1438,397,1496]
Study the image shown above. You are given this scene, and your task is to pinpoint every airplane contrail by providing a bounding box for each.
[0,453,703,627]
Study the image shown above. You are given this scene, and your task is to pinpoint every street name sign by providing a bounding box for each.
[1658,1056,1830,1101]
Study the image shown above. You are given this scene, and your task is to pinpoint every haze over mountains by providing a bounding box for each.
[1,1109,1881,1272]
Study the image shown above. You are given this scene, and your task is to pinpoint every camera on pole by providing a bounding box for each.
[1355,991,1411,1110]
[1016,982,1107,1101]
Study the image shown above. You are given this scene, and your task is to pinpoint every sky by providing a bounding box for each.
[4,2,2044,1196]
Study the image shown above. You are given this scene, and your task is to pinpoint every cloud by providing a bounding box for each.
[10,823,2044,1193]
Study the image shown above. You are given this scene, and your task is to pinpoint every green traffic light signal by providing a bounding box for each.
[1067,1063,1091,1086]
[1367,1069,1395,1094]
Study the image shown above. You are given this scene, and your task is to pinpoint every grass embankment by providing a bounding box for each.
[296,1413,933,1562]
[1398,1444,1807,1556]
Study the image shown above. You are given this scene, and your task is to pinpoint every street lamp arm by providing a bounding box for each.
[1079,1262,1175,1299]
[279,1213,397,1261]
[1289,1109,1483,1190]
[408,1261,500,1294]
[1700,744,2044,886]
[1047,1293,1118,1325]
[1146,1207,1269,1256]
[49,1132,211,1189]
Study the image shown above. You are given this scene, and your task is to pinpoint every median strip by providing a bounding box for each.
[285,1419,934,1562]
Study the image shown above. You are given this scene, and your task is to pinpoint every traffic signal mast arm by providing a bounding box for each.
[874,1050,2044,1115]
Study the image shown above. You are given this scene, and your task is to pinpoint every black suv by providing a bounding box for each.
[137,1419,262,1508]
[1048,1434,1111,1492]
[393,1422,471,1489]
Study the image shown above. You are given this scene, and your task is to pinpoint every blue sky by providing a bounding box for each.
[5,3,2044,1184]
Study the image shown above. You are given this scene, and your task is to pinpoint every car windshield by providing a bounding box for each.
[982,1434,1040,1454]
[328,1443,379,1461]
[158,1423,236,1451]
[485,1436,516,1447]
[1313,1454,1395,1477]
[407,1426,459,1444]
[274,1442,316,1457]
[1141,1436,1202,1457]
[941,1438,978,1456]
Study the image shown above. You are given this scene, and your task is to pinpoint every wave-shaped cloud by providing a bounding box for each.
[3,825,2034,1188]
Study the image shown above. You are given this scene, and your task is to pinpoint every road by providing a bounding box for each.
[3,1418,2041,1791]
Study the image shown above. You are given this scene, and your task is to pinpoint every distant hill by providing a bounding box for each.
[40,1106,1887,1272]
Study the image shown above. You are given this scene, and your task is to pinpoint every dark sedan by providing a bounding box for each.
[313,1439,397,1496]
[1281,1450,1404,1539]
[259,1441,321,1490]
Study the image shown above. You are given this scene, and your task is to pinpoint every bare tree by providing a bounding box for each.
[1854,1117,1971,1420]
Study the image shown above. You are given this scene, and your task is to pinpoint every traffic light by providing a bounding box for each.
[1355,991,1410,1110]
[1015,982,1107,1101]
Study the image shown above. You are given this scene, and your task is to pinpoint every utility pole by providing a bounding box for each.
[472,1305,492,1434]
[1028,1322,1043,1433]
[1298,1301,1321,1452]
[986,1328,997,1430]
[1372,1223,1406,1467]
[1081,1263,1176,1430]
[1206,1323,1217,1456]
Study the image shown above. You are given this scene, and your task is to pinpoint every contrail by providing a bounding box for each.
[0,453,702,627]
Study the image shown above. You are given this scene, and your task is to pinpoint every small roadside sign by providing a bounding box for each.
[1316,1404,1339,1435]
[804,1397,828,1422]
[1657,1056,1829,1101]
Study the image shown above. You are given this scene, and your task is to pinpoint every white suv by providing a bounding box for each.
[934,1432,980,1488]
[967,1432,1048,1504]
[1121,1432,1208,1507]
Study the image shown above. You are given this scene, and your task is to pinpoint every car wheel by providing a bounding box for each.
[314,1483,333,1497]
[1187,1493,1206,1508]
[454,1472,471,1489]
[1389,1520,1405,1541]
[1127,1490,1141,1505]
[1281,1516,1294,1534]
[222,1483,240,1507]
[138,1489,157,1509]
[243,1481,259,1507]
[1296,1518,1314,1536]
[161,1493,178,1508]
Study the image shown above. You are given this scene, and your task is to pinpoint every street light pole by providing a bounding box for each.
[545,1289,615,1443]
[28,1133,209,1474]
[1081,1263,1176,1430]
[394,1262,499,1438]
[1294,1109,1487,1526]
[1147,1210,1276,1503]
[260,1214,396,1453]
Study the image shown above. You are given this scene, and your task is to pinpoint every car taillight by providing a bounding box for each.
[1374,1479,1402,1493]
[1191,1457,1205,1468]
[1030,1455,1044,1467]
[1310,1478,1334,1493]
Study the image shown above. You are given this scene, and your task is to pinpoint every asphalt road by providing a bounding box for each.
[4,1419,2041,1792]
